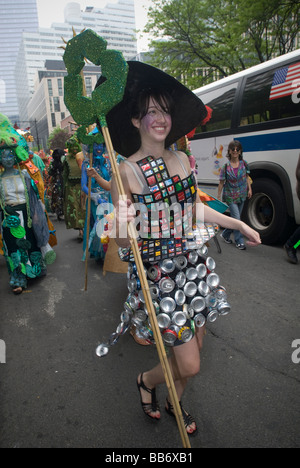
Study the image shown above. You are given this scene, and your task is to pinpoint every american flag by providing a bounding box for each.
[269,61,300,100]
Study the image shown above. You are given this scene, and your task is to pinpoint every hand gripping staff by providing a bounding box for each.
[63,29,191,449]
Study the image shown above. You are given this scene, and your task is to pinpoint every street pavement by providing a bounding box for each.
[0,216,299,448]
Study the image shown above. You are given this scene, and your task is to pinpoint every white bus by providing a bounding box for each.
[191,50,300,244]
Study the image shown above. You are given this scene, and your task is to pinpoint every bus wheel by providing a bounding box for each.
[243,178,289,245]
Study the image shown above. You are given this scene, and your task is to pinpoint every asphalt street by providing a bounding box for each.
[0,215,299,448]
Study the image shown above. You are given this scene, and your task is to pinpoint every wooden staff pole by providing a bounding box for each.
[84,148,93,291]
[101,124,191,449]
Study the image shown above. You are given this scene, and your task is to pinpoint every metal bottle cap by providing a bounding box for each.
[96,343,109,357]
[196,263,207,279]
[207,309,219,322]
[198,280,210,297]
[194,313,206,328]
[206,273,220,289]
[175,271,186,288]
[175,289,186,306]
[172,311,188,327]
[184,281,198,297]
[186,267,198,281]
[191,296,206,312]
[157,313,171,329]
[160,297,176,313]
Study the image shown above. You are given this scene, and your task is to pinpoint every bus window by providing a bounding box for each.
[240,61,300,126]
[196,82,239,133]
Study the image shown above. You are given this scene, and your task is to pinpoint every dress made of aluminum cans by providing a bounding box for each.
[96,155,230,357]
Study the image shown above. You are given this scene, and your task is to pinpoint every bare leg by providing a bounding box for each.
[137,327,206,426]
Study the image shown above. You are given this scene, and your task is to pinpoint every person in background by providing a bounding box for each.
[217,140,252,250]
[284,154,300,264]
[48,148,65,221]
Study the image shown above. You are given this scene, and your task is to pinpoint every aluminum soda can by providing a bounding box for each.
[160,297,176,313]
[206,272,220,289]
[96,343,109,357]
[172,311,188,327]
[108,332,119,346]
[198,280,210,297]
[147,281,160,300]
[163,325,179,346]
[206,257,216,272]
[175,289,186,306]
[147,265,162,282]
[191,296,206,312]
[188,250,198,264]
[206,309,218,323]
[127,278,140,292]
[160,258,175,273]
[186,267,198,281]
[174,256,188,270]
[116,322,129,335]
[159,277,175,293]
[175,271,186,288]
[196,263,207,279]
[194,313,206,328]
[124,301,134,315]
[217,301,231,316]
[134,309,148,323]
[184,281,198,298]
[178,326,193,343]
[120,310,131,323]
[156,313,171,329]
[214,286,227,302]
[128,294,141,310]
[206,292,218,309]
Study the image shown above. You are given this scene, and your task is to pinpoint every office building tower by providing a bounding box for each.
[0,0,39,122]
[16,0,137,123]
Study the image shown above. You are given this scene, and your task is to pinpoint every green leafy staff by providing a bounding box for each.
[63,29,191,449]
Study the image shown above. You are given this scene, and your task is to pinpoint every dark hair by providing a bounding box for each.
[226,140,243,161]
[130,87,175,121]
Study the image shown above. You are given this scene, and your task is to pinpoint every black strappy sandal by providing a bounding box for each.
[137,373,160,420]
[165,398,197,435]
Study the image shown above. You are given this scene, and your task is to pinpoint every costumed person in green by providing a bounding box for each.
[0,114,56,295]
[81,128,124,262]
[63,134,85,241]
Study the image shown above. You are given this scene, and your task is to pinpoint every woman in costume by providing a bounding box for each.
[0,114,55,294]
[48,148,65,221]
[63,135,85,241]
[81,133,124,262]
[108,64,261,435]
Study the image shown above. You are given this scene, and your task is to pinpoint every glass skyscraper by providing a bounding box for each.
[0,0,39,122]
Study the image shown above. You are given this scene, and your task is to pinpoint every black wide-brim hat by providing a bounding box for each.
[99,61,207,157]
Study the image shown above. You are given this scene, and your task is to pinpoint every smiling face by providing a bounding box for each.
[132,96,172,145]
